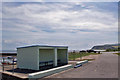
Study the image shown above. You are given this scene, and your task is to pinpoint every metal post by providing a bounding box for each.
[54,48,57,67]
[12,58,14,74]
[66,49,68,64]
[2,58,4,71]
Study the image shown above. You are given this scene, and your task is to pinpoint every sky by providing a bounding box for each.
[1,2,118,50]
[2,0,119,2]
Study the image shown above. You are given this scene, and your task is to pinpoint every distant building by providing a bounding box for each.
[17,45,68,70]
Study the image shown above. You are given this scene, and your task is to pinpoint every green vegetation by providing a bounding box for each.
[106,48,119,52]
[113,53,120,56]
[69,52,101,60]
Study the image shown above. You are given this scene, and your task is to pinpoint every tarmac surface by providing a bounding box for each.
[46,52,118,78]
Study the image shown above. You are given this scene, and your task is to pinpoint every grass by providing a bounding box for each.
[69,52,101,60]
[113,53,120,56]
[80,59,95,61]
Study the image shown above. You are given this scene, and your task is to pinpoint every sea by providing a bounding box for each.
[0,50,17,65]
[0,57,16,65]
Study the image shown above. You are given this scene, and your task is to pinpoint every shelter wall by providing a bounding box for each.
[57,49,68,64]
[17,47,39,70]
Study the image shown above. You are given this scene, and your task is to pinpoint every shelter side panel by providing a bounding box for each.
[57,49,68,64]
[17,47,39,70]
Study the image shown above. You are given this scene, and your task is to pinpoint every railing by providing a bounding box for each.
[2,57,17,74]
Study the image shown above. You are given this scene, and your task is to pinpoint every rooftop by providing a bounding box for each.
[17,45,68,49]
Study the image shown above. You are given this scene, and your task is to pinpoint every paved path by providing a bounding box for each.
[47,52,118,78]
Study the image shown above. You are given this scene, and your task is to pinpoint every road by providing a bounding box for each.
[46,52,118,78]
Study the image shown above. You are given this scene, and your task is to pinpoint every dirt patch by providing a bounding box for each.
[75,54,100,61]
[68,54,100,66]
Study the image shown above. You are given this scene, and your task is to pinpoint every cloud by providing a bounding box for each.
[0,2,2,50]
[3,3,117,32]
[2,2,118,50]
[2,0,119,2]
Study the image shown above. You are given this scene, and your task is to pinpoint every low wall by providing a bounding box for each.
[28,64,73,79]
[76,60,88,65]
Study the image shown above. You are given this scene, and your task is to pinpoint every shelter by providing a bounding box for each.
[17,45,68,70]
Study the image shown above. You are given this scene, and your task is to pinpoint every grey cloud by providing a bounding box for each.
[2,2,118,50]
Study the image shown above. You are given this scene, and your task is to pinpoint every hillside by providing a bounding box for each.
[92,43,119,50]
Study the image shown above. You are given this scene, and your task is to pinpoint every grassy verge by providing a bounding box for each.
[113,53,120,56]
[80,59,95,61]
[69,52,101,60]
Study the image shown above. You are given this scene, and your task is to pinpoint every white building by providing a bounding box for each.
[17,45,68,70]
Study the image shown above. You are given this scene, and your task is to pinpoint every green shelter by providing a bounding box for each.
[17,45,68,70]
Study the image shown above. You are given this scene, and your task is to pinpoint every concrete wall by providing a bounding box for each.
[29,64,73,79]
[39,49,54,62]
[57,49,68,64]
[17,47,39,70]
